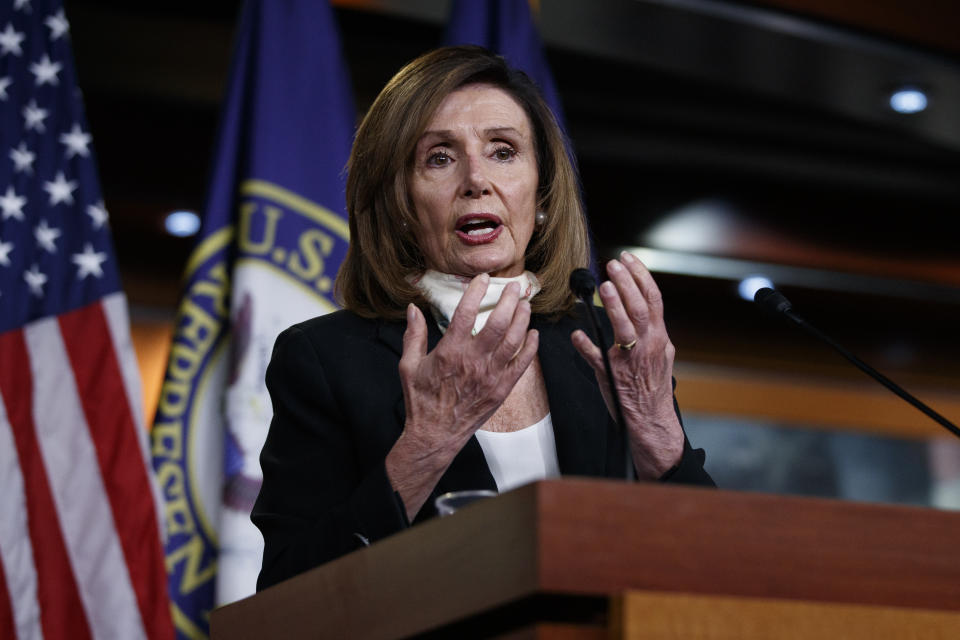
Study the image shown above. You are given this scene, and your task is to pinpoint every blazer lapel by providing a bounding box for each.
[533,313,610,477]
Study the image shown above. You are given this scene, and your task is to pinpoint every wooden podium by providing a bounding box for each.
[211,478,960,639]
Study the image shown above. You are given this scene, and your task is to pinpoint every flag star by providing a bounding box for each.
[45,10,70,40]
[10,142,35,174]
[0,23,25,56]
[0,239,12,266]
[86,200,108,229]
[0,76,11,100]
[0,186,26,221]
[72,243,107,279]
[43,171,77,206]
[59,123,92,158]
[24,264,47,297]
[34,219,62,253]
[30,54,62,87]
[22,99,48,132]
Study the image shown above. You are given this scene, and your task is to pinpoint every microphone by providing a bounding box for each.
[753,287,960,440]
[569,269,632,478]
[570,268,597,301]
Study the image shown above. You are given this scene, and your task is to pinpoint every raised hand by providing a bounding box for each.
[386,274,539,518]
[570,252,684,479]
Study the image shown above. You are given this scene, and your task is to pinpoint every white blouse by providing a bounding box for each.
[474,413,561,493]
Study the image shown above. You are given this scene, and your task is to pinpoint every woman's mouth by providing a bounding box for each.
[455,214,503,245]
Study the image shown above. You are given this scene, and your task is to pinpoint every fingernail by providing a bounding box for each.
[608,260,623,273]
[407,303,416,322]
[600,281,616,295]
[621,251,636,263]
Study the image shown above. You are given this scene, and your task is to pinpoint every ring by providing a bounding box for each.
[615,339,637,351]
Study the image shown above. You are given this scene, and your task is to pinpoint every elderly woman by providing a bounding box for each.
[252,46,713,590]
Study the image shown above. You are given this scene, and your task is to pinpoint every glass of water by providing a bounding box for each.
[434,489,497,516]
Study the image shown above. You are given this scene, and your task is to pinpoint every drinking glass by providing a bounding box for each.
[434,489,497,516]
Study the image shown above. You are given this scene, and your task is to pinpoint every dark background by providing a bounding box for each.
[66,0,960,399]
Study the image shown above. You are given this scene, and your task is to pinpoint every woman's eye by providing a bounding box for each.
[493,146,516,161]
[426,151,451,166]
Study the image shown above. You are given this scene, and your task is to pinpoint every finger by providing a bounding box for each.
[447,273,489,339]
[498,329,539,391]
[492,298,531,362]
[399,303,427,377]
[620,251,665,326]
[476,281,521,345]
[570,329,607,378]
[606,259,650,337]
[598,275,639,346]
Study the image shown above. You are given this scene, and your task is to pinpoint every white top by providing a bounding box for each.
[474,413,561,493]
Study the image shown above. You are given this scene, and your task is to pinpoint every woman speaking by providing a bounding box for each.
[252,46,713,590]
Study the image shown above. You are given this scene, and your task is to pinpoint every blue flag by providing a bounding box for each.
[150,1,354,637]
[443,0,567,132]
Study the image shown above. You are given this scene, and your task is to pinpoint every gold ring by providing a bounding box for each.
[615,339,637,351]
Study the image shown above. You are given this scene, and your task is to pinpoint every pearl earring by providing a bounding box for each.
[535,210,547,226]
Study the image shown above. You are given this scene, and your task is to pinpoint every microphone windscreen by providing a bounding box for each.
[754,287,793,315]
[569,268,597,299]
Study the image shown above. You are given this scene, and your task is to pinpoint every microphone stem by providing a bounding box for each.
[785,310,960,439]
[580,299,633,479]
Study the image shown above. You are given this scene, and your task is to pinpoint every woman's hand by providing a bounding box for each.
[386,274,539,519]
[570,252,684,480]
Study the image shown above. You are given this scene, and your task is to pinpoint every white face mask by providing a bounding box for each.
[410,270,541,335]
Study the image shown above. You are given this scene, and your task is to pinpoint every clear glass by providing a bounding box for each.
[434,489,497,516]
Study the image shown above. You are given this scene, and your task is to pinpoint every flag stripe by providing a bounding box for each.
[102,293,168,544]
[0,393,43,640]
[23,317,147,640]
[59,301,174,639]
[0,557,12,639]
[0,329,93,640]
[0,552,16,640]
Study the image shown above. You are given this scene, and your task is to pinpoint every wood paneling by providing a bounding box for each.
[130,320,173,427]
[674,361,960,439]
[612,590,960,639]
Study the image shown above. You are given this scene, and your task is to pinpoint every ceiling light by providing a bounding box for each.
[738,275,774,301]
[163,211,200,238]
[888,87,928,114]
[164,210,201,237]
[641,198,735,253]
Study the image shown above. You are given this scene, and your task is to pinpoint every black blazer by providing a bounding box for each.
[252,305,713,590]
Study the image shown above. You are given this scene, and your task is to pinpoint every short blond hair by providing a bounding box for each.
[336,46,589,320]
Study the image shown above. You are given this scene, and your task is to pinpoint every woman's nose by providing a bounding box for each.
[460,154,491,198]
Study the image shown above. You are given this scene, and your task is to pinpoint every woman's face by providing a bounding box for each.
[409,84,538,278]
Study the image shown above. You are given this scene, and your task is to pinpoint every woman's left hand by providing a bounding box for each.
[570,252,685,480]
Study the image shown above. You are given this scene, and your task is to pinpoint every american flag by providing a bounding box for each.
[0,1,173,638]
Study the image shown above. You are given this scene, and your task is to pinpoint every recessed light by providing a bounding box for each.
[888,87,928,114]
[738,275,774,301]
[164,210,201,237]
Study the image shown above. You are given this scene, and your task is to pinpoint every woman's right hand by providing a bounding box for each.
[385,274,539,520]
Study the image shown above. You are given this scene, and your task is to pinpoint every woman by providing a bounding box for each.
[252,46,713,591]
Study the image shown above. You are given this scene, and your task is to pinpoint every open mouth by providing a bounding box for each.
[455,214,503,244]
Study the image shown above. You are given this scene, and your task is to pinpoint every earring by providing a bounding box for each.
[534,210,547,227]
